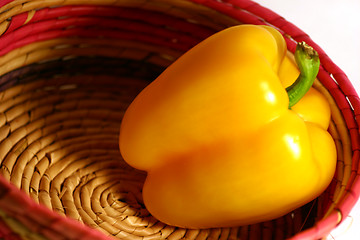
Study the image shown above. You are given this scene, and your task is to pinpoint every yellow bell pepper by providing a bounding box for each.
[119,25,337,228]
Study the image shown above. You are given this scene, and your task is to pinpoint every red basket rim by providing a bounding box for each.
[0,1,359,239]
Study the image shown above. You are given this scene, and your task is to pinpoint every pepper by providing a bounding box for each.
[119,25,337,228]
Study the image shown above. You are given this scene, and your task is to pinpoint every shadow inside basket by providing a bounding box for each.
[0,57,164,236]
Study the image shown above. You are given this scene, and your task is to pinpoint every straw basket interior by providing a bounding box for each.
[0,0,359,240]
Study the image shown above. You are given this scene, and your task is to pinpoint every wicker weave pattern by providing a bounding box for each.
[0,0,359,239]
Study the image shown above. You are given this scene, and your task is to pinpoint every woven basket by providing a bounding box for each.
[0,0,359,239]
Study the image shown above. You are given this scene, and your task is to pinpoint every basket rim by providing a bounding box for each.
[0,0,359,239]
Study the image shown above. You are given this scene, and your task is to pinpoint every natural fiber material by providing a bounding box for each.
[0,0,359,240]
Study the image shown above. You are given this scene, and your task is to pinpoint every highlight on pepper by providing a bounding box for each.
[119,24,337,229]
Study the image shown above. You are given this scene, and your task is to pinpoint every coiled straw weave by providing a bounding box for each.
[0,0,359,239]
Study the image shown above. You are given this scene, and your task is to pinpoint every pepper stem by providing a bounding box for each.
[286,42,320,108]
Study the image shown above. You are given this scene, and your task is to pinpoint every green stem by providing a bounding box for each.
[286,41,320,108]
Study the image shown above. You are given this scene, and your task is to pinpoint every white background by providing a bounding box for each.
[255,0,360,239]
